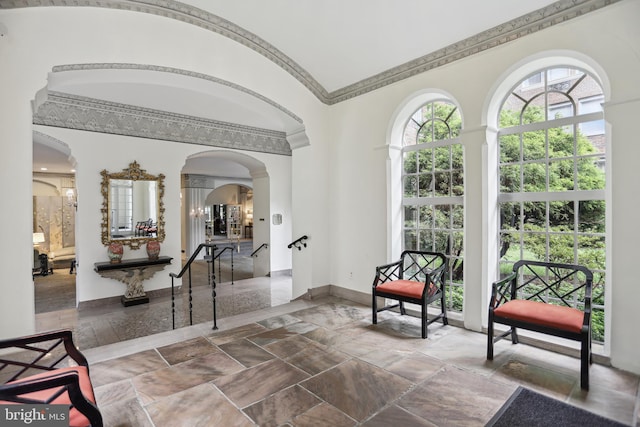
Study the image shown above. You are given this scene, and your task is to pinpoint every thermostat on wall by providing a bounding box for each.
[272,214,282,225]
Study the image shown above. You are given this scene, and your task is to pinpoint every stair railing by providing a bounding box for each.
[251,243,268,257]
[169,242,236,331]
[287,235,309,251]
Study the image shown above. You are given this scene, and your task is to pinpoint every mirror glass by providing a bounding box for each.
[101,161,165,249]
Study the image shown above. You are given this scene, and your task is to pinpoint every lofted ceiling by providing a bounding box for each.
[27,0,611,174]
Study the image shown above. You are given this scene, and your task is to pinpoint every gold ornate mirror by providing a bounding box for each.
[100,161,165,249]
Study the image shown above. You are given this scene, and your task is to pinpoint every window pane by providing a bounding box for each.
[404,175,418,198]
[500,164,521,193]
[433,231,449,253]
[434,172,450,197]
[418,173,433,197]
[548,126,575,158]
[452,204,464,229]
[577,235,605,271]
[577,156,605,191]
[419,229,433,251]
[549,159,575,191]
[451,144,463,168]
[403,119,420,146]
[523,201,546,231]
[499,134,520,164]
[419,205,434,228]
[580,119,605,137]
[522,130,545,161]
[549,200,574,232]
[500,202,521,231]
[523,162,546,192]
[404,230,417,250]
[522,97,546,124]
[548,233,575,264]
[522,232,546,262]
[434,205,451,229]
[435,146,450,169]
[451,170,464,196]
[578,200,605,233]
[418,124,433,144]
[500,231,520,261]
[451,231,463,256]
[404,205,417,228]
[403,152,417,173]
[418,149,433,171]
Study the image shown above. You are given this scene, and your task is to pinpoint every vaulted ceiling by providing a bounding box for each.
[22,0,616,173]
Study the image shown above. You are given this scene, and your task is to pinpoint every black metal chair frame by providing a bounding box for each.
[0,329,103,426]
[487,260,593,390]
[372,250,448,338]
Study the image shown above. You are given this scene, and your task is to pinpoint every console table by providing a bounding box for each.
[94,256,172,306]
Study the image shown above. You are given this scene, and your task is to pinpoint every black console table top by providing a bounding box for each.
[94,256,172,272]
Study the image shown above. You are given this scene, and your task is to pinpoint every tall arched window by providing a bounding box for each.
[498,67,606,342]
[402,100,464,312]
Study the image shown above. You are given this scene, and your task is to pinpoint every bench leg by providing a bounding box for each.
[487,318,494,360]
[421,304,427,339]
[580,333,590,390]
[510,327,519,344]
[372,292,378,325]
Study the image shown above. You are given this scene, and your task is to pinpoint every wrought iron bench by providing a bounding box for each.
[372,250,448,338]
[487,260,593,390]
[0,329,103,426]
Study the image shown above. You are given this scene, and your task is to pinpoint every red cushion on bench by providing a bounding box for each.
[494,299,584,333]
[1,366,96,427]
[376,280,438,299]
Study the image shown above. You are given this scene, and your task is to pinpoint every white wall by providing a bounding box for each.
[325,1,640,374]
[1,2,639,375]
[0,6,328,337]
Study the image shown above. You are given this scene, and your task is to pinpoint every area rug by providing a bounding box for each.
[486,386,628,427]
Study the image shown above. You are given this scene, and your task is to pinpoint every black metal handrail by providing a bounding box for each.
[169,243,235,331]
[251,243,268,257]
[287,235,308,251]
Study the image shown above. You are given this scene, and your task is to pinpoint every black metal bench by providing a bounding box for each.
[487,260,593,390]
[372,250,448,338]
[0,330,103,426]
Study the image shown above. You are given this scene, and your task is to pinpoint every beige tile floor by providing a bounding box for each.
[35,275,639,426]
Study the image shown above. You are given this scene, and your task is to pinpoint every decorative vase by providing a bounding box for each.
[107,242,123,264]
[146,240,161,260]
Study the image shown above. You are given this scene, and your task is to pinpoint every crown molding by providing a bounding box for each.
[33,91,292,156]
[0,0,620,104]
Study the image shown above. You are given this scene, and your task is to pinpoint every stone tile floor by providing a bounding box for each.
[34,272,639,426]
[78,297,640,426]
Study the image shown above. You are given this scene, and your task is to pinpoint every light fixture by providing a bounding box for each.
[66,188,77,209]
[190,207,204,218]
[32,232,45,246]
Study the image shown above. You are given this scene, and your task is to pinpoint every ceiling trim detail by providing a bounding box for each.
[51,63,304,124]
[1,0,619,104]
[33,91,293,156]
[182,174,251,189]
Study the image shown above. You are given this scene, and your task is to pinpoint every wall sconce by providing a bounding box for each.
[65,188,77,209]
[32,232,45,247]
[190,207,204,218]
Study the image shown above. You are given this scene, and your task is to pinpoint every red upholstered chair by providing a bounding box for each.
[487,260,593,390]
[0,330,103,427]
[372,250,448,338]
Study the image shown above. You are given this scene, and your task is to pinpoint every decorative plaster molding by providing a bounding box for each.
[182,173,251,189]
[0,0,619,105]
[51,63,303,125]
[33,91,292,156]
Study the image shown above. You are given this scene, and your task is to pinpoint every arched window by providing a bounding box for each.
[402,100,464,312]
[498,67,606,342]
